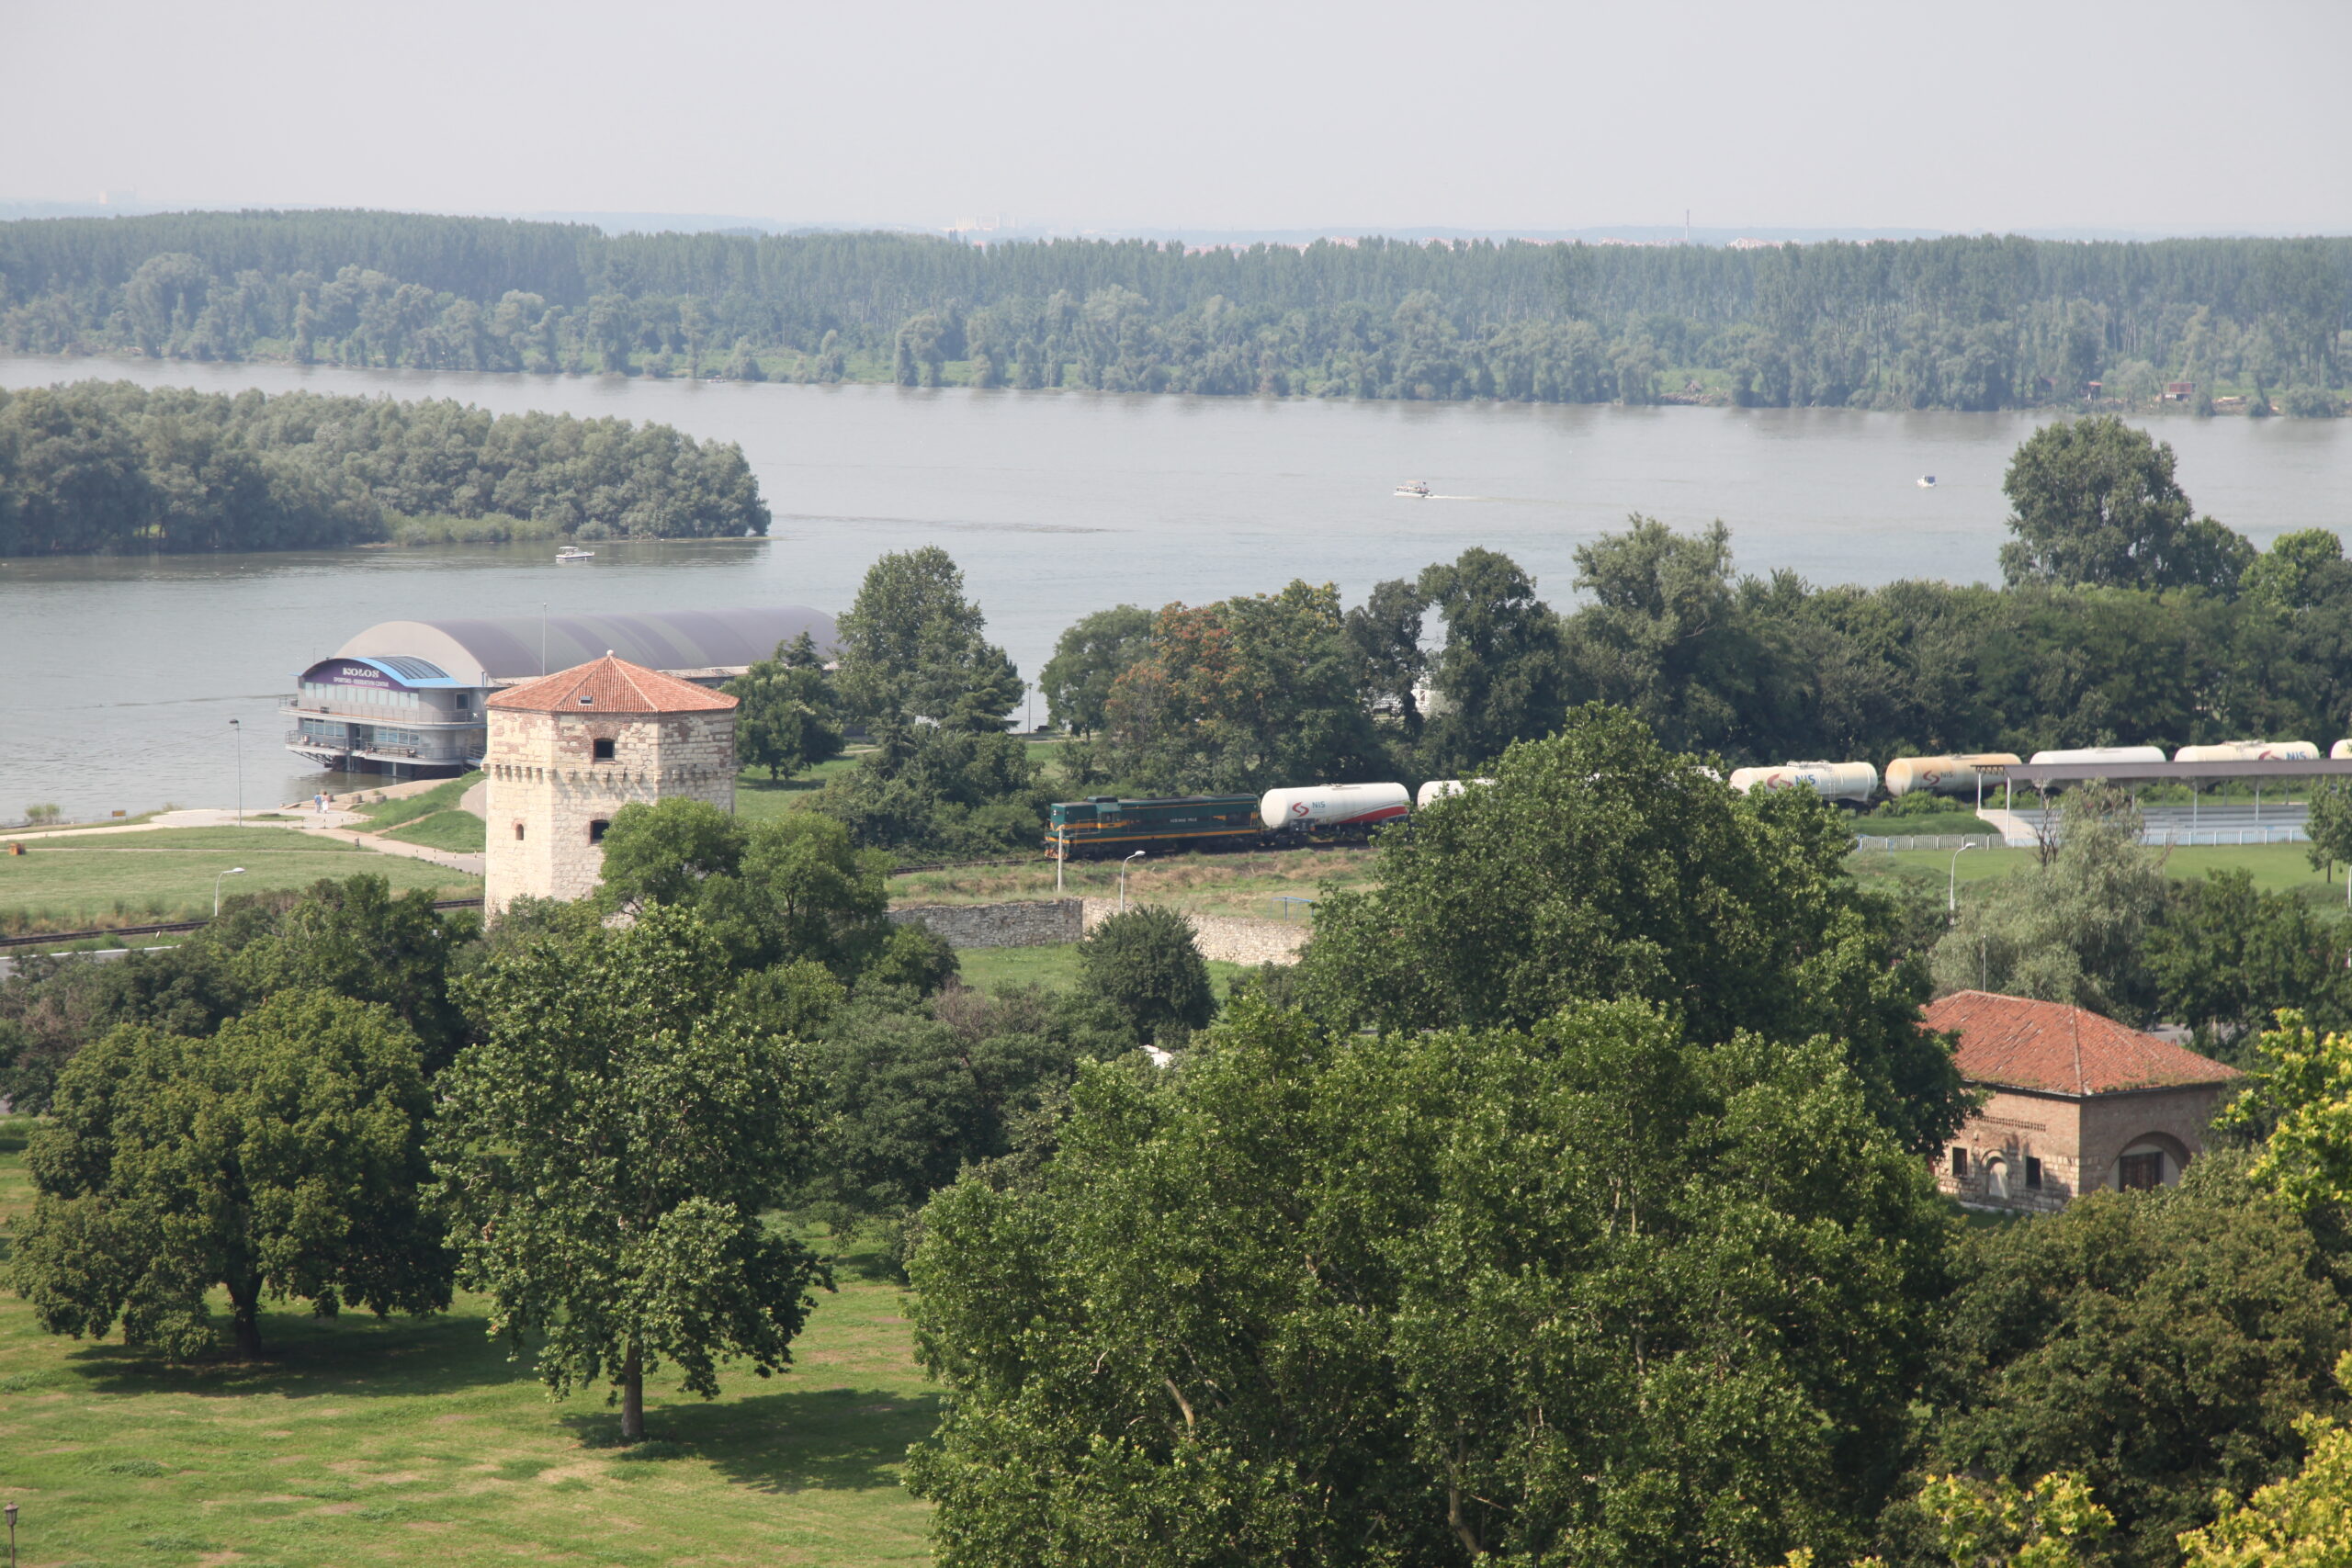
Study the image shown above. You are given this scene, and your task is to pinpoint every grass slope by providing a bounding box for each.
[351,773,482,833]
[0,1115,937,1568]
[381,811,488,854]
[0,828,479,933]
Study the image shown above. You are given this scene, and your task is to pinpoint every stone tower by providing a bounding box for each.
[481,653,738,914]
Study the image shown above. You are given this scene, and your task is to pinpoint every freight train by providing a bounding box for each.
[1047,782,1453,859]
[1051,738,2352,858]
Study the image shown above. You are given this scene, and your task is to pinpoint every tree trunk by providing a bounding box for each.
[620,1344,645,1442]
[229,1279,264,1359]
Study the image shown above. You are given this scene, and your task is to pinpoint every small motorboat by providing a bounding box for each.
[556,547,595,561]
[1916,475,1938,489]
[1395,479,1433,499]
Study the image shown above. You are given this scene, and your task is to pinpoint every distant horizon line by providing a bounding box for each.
[0,197,2342,246]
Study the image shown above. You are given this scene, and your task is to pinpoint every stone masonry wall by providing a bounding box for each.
[885,898,1310,964]
[1080,899,1309,965]
[889,900,1086,948]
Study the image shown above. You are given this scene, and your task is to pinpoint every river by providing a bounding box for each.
[5,354,2350,819]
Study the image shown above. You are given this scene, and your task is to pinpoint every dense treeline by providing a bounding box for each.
[0,378,767,554]
[2,209,2345,409]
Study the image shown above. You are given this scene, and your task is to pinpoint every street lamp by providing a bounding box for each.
[1119,851,1145,913]
[1949,842,1977,919]
[214,866,245,917]
[230,716,243,825]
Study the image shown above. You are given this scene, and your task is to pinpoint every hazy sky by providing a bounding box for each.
[9,0,2349,234]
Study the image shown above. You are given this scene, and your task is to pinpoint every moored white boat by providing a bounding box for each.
[556,547,594,561]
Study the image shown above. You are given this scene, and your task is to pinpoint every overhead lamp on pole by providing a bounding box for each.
[214,866,245,917]
[230,716,243,825]
[1119,851,1145,913]
[1949,842,1977,919]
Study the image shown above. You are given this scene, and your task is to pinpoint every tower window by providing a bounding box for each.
[593,738,616,761]
[589,819,610,844]
[514,822,526,841]
[1950,1147,1969,1178]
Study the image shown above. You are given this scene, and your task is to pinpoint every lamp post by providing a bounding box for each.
[214,866,245,917]
[230,716,243,825]
[1949,842,1977,919]
[1119,851,1145,913]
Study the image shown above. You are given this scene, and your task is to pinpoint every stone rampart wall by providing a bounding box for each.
[889,899,1086,949]
[886,897,1311,964]
[1079,899,1308,965]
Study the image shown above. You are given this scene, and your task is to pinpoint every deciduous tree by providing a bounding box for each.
[1296,705,1968,1154]
[7,990,449,1359]
[908,997,1955,1568]
[429,905,828,1441]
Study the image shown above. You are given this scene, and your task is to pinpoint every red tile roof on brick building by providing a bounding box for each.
[1923,990,2239,1097]
[484,654,738,715]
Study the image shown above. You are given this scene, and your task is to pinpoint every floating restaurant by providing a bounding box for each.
[282,606,835,777]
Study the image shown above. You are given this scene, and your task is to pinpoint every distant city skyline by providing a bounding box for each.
[6,0,2349,236]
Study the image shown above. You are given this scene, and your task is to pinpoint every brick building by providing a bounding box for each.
[481,654,737,914]
[1924,990,2241,1214]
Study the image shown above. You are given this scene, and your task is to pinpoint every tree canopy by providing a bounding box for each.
[0,379,766,555]
[1295,706,1969,1154]
[8,989,449,1358]
[1997,416,2252,592]
[909,996,1955,1568]
[429,904,829,1439]
[5,211,2345,412]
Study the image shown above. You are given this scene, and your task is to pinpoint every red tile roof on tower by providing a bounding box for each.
[484,653,738,714]
[1923,990,2240,1097]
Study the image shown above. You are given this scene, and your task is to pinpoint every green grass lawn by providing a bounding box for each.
[954,943,1254,1000]
[0,828,480,933]
[0,1114,938,1567]
[1849,840,2343,901]
[351,773,483,833]
[382,810,488,854]
[735,756,864,822]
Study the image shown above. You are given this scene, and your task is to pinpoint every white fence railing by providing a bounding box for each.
[1855,834,2007,852]
[1857,827,2311,852]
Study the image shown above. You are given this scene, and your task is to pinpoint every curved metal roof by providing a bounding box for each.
[334,606,837,687]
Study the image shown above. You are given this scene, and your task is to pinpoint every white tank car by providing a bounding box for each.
[2028,746,2168,765]
[2173,740,2320,762]
[1883,753,2023,797]
[2335,740,2352,761]
[1414,778,1494,807]
[1725,761,1879,804]
[1261,782,1412,833]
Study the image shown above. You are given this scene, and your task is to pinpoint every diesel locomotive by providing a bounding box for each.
[1046,782,1428,859]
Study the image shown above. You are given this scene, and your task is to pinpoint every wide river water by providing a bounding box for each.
[6,355,2351,819]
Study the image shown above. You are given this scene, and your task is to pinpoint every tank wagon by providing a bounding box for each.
[2334,740,2352,761]
[1415,778,1491,807]
[2173,740,2319,762]
[2028,746,2167,765]
[1261,783,1412,839]
[1726,761,1879,806]
[1883,753,2022,798]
